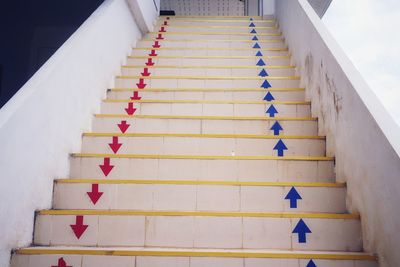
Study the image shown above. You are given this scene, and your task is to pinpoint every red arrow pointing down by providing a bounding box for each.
[156,33,164,40]
[99,157,114,176]
[130,91,142,100]
[163,21,168,26]
[148,49,158,56]
[70,215,88,239]
[159,26,166,32]
[52,257,72,267]
[109,136,122,154]
[136,78,147,89]
[125,102,137,115]
[141,67,151,76]
[145,58,155,66]
[118,120,130,133]
[87,184,103,205]
[152,41,161,48]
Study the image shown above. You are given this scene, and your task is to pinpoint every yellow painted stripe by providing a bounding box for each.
[56,179,344,188]
[110,88,304,92]
[128,55,289,59]
[103,99,309,105]
[94,114,317,121]
[132,47,287,51]
[71,153,334,161]
[162,16,263,19]
[38,209,356,219]
[83,133,324,140]
[15,248,377,261]
[141,38,284,43]
[154,25,277,29]
[116,75,298,80]
[150,31,282,36]
[122,65,295,69]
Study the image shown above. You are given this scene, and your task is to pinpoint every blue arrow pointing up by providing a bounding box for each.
[263,91,274,101]
[256,59,266,66]
[292,219,312,243]
[253,43,261,49]
[250,29,257,34]
[266,104,278,117]
[249,22,256,27]
[250,18,254,21]
[285,187,302,208]
[261,80,271,88]
[259,69,269,77]
[270,121,283,135]
[252,36,259,41]
[306,260,317,267]
[255,51,263,56]
[273,139,288,156]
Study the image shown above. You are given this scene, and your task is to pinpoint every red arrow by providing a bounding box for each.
[130,91,142,100]
[141,67,151,76]
[156,33,164,40]
[159,26,166,32]
[163,21,168,26]
[148,49,158,56]
[166,17,170,20]
[118,120,130,133]
[99,157,114,176]
[125,102,137,115]
[152,41,161,48]
[70,215,88,239]
[136,78,147,89]
[145,58,155,66]
[52,258,72,267]
[109,136,122,154]
[87,184,103,205]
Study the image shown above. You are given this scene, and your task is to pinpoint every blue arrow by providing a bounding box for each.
[292,219,312,243]
[256,59,266,66]
[270,121,283,135]
[273,139,288,156]
[263,91,274,101]
[250,29,257,34]
[249,22,256,27]
[258,69,269,77]
[306,260,317,267]
[255,51,263,57]
[266,104,278,117]
[250,18,254,21]
[252,36,259,41]
[253,43,261,49]
[261,80,271,88]
[285,187,302,208]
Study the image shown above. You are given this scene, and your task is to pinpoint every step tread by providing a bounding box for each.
[82,133,324,139]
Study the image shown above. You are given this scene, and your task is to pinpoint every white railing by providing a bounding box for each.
[0,0,158,266]
[276,1,400,266]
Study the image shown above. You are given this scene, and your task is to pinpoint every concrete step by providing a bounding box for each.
[53,179,346,213]
[156,19,277,26]
[107,89,305,102]
[69,154,334,182]
[33,211,361,251]
[121,66,295,77]
[145,32,282,41]
[100,100,310,118]
[91,116,319,136]
[131,47,288,57]
[152,26,280,34]
[137,39,286,49]
[80,134,325,156]
[126,56,291,66]
[12,247,378,267]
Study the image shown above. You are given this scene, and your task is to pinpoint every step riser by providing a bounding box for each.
[70,157,334,182]
[121,68,295,77]
[145,33,283,40]
[92,118,319,136]
[152,27,280,34]
[81,136,325,156]
[126,58,291,66]
[34,214,361,251]
[131,49,288,57]
[137,40,286,49]
[107,91,305,102]
[10,254,378,267]
[54,183,346,213]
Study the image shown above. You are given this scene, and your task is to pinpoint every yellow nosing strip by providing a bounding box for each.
[15,248,376,261]
[116,75,298,80]
[71,153,334,161]
[56,179,343,188]
[149,32,282,36]
[94,114,317,121]
[161,15,263,18]
[38,210,356,219]
[103,99,309,105]
[154,25,277,29]
[128,55,289,59]
[83,133,325,140]
[141,38,284,43]
[122,65,295,69]
[110,88,304,92]
[132,47,287,51]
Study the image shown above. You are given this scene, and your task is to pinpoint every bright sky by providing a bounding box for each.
[322,0,400,125]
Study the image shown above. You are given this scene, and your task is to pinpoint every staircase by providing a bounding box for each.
[11,16,378,267]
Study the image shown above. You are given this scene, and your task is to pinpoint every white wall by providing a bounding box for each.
[126,0,160,32]
[0,0,143,266]
[276,1,400,266]
[263,0,275,15]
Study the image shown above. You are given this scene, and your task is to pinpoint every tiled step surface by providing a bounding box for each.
[137,39,286,48]
[131,48,288,57]
[53,180,346,212]
[153,26,280,34]
[34,212,361,251]
[145,32,283,41]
